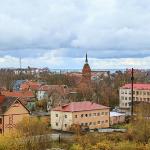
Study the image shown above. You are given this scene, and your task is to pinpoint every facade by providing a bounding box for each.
[119,84,150,112]
[51,101,110,131]
[0,95,30,134]
[110,112,125,125]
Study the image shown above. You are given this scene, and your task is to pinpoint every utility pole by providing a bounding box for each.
[131,68,134,117]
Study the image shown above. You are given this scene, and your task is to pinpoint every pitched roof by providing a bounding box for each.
[20,80,41,91]
[1,91,35,98]
[52,101,109,112]
[0,97,30,114]
[121,84,150,90]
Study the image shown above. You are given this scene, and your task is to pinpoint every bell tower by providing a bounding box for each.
[82,53,91,82]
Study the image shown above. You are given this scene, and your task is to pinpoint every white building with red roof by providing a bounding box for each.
[51,101,110,131]
[119,83,150,112]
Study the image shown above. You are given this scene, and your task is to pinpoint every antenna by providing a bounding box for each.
[19,57,22,70]
[19,57,22,79]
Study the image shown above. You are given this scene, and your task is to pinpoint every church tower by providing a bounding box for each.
[82,53,91,82]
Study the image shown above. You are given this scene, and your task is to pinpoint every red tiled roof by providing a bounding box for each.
[20,81,41,91]
[1,91,35,98]
[52,101,109,112]
[121,84,150,90]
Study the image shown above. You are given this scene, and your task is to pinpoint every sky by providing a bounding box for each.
[0,0,150,69]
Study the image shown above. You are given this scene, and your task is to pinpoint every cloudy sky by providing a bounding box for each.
[0,0,150,69]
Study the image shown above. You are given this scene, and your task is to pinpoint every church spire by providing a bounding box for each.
[85,53,88,64]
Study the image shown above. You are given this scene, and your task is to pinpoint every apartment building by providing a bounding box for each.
[51,101,110,131]
[119,84,150,111]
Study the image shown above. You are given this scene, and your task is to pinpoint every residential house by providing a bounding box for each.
[0,95,30,134]
[37,85,69,101]
[51,101,110,131]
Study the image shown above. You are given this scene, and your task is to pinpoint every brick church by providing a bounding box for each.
[81,53,91,83]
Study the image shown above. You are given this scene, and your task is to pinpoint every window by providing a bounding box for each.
[0,118,2,124]
[85,114,88,117]
[56,123,58,126]
[93,113,96,116]
[129,97,131,100]
[105,112,108,115]
[121,90,124,94]
[64,124,67,127]
[105,120,108,123]
[136,91,139,95]
[101,112,104,115]
[125,97,127,100]
[98,121,100,124]
[93,122,96,125]
[125,103,127,106]
[85,123,88,126]
[81,123,84,126]
[102,121,104,124]
[97,112,100,116]
[121,96,124,100]
[143,92,146,95]
[56,114,58,117]
[65,115,67,118]
[89,113,92,117]
[89,122,92,125]
[81,114,84,118]
[75,115,77,118]
[147,92,150,95]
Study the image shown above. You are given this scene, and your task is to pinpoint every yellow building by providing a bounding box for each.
[0,95,30,134]
[51,101,110,131]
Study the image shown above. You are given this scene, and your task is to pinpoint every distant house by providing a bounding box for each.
[0,95,30,134]
[110,112,125,125]
[20,80,41,92]
[51,101,110,131]
[37,85,68,101]
[11,80,26,91]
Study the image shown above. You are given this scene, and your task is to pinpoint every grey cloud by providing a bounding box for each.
[0,0,150,58]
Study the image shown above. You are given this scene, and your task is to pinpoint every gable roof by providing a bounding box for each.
[121,83,150,90]
[0,97,30,115]
[52,101,109,112]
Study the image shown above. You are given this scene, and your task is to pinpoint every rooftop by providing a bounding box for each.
[1,91,35,98]
[52,101,109,112]
[121,83,150,90]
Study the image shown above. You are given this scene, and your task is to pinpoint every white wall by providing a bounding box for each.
[51,111,73,131]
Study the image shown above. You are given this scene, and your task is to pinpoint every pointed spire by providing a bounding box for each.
[85,53,88,64]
